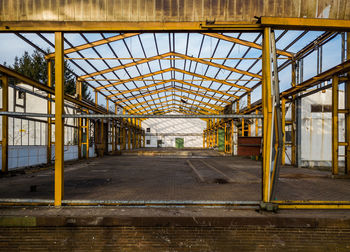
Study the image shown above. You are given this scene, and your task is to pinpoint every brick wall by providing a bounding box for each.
[1,226,350,251]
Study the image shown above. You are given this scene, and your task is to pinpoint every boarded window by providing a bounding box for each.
[323,105,332,112]
[311,104,322,112]
[311,104,331,113]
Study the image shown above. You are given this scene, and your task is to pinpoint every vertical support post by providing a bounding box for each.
[291,61,297,166]
[230,120,234,155]
[47,61,52,164]
[76,80,82,159]
[95,90,98,107]
[1,75,8,173]
[345,32,350,174]
[54,32,64,207]
[281,98,286,165]
[262,27,273,203]
[247,93,251,136]
[332,75,339,175]
[255,110,259,136]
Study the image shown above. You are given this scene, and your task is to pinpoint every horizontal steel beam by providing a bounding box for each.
[0,111,263,119]
[260,17,350,31]
[0,21,262,32]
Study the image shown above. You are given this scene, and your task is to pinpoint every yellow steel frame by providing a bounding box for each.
[262,27,273,203]
[54,32,64,206]
[46,33,139,59]
[1,19,349,209]
[202,33,293,58]
[47,60,52,164]
[115,86,230,105]
[332,75,339,175]
[83,52,258,89]
[129,99,219,115]
[106,78,239,100]
[0,21,263,32]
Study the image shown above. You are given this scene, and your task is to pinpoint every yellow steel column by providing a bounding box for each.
[1,75,8,173]
[291,61,297,166]
[346,32,350,174]
[255,110,259,136]
[224,123,227,152]
[47,60,52,164]
[332,75,339,175]
[122,109,126,150]
[247,93,251,136]
[230,120,234,155]
[95,90,98,107]
[281,98,286,165]
[54,32,64,207]
[128,117,131,150]
[76,80,82,160]
[262,27,273,203]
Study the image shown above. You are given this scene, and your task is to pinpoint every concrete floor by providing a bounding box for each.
[0,148,349,201]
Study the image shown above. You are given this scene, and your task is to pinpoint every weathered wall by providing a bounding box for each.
[142,116,206,148]
[0,0,349,22]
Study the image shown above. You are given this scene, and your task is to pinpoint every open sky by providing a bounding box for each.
[0,31,344,110]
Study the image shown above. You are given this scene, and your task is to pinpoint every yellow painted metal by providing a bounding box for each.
[130,99,218,115]
[281,98,286,165]
[80,52,173,80]
[100,67,246,96]
[128,116,131,150]
[260,17,350,31]
[231,120,234,154]
[112,120,115,152]
[346,32,350,174]
[95,90,98,107]
[173,87,231,104]
[107,78,239,100]
[262,27,273,203]
[203,33,293,58]
[172,53,260,83]
[69,58,266,62]
[122,109,126,150]
[47,60,52,164]
[46,33,139,59]
[54,32,64,207]
[1,75,8,173]
[125,94,173,110]
[173,94,223,110]
[277,205,350,209]
[175,72,246,95]
[115,86,230,105]
[76,80,82,160]
[291,62,297,166]
[0,64,107,114]
[332,75,339,175]
[88,52,255,90]
[255,110,259,137]
[247,93,251,136]
[0,21,263,32]
[99,68,171,90]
